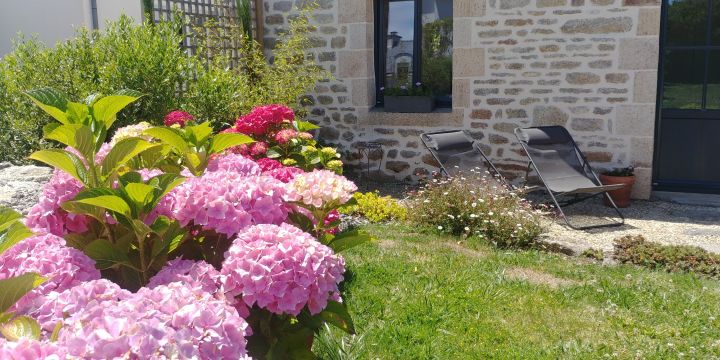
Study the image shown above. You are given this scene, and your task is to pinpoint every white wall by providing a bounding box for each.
[0,0,143,57]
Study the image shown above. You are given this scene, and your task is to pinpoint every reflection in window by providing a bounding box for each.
[662,50,705,109]
[384,1,415,89]
[379,0,453,107]
[666,0,708,46]
[421,0,453,106]
[708,51,720,109]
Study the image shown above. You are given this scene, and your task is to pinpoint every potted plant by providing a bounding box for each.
[382,82,435,113]
[599,166,635,208]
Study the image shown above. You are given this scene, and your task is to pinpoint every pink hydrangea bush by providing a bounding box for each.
[170,170,290,237]
[0,233,100,312]
[55,282,251,359]
[25,170,88,236]
[221,223,345,315]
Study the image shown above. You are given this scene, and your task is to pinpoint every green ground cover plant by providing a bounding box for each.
[614,235,720,278]
[315,224,720,359]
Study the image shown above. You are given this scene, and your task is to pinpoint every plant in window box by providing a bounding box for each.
[382,82,436,113]
[599,166,635,208]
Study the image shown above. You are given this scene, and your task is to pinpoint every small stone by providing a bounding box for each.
[273,1,293,11]
[400,150,419,158]
[487,98,515,105]
[551,61,581,69]
[489,134,510,144]
[540,45,560,52]
[537,0,567,7]
[374,128,394,135]
[479,30,513,38]
[584,151,613,162]
[330,84,347,92]
[566,72,601,85]
[422,154,441,167]
[499,0,531,9]
[331,37,346,49]
[505,19,533,26]
[605,73,630,83]
[560,17,632,34]
[589,60,612,69]
[319,126,340,140]
[470,109,493,120]
[571,118,604,131]
[533,105,569,126]
[476,88,500,96]
[506,109,528,118]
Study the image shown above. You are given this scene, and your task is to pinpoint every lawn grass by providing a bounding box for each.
[315,224,720,359]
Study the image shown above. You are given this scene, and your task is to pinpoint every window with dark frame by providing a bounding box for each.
[375,0,453,108]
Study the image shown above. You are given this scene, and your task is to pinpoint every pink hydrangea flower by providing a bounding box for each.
[297,132,314,140]
[206,153,261,176]
[56,282,251,359]
[233,105,294,136]
[148,259,250,317]
[249,141,268,157]
[287,170,358,208]
[25,170,88,236]
[221,223,346,316]
[324,209,341,235]
[255,158,283,172]
[28,279,131,332]
[170,170,290,237]
[164,110,194,127]
[0,338,67,360]
[265,166,305,183]
[274,129,297,145]
[0,233,100,312]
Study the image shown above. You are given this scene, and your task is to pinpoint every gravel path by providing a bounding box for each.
[0,163,51,214]
[539,198,720,254]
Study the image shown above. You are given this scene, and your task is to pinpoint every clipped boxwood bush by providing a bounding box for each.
[339,191,408,223]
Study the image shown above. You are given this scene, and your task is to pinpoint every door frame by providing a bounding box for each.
[652,0,720,194]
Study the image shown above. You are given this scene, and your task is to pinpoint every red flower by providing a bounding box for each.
[233,105,295,136]
[163,110,194,127]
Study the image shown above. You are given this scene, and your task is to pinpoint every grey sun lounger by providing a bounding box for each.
[420,130,510,187]
[514,126,625,230]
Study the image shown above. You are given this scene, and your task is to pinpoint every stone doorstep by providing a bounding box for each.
[652,191,720,208]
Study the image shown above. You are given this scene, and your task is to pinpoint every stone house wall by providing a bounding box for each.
[262,0,661,199]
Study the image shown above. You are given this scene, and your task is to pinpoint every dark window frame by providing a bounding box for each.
[375,0,449,108]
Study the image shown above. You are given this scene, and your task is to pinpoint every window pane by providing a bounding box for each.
[384,1,416,89]
[708,51,720,108]
[421,0,453,106]
[662,50,705,109]
[666,0,708,46]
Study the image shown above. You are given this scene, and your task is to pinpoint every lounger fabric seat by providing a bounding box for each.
[514,126,624,229]
[421,130,508,185]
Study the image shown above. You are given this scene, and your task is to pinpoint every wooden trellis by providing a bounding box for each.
[145,0,264,63]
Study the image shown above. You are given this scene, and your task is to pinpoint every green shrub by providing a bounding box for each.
[0,6,329,162]
[407,169,542,247]
[0,16,190,163]
[339,191,407,223]
[613,235,720,278]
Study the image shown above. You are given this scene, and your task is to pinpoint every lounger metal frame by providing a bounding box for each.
[420,130,510,188]
[514,126,625,230]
